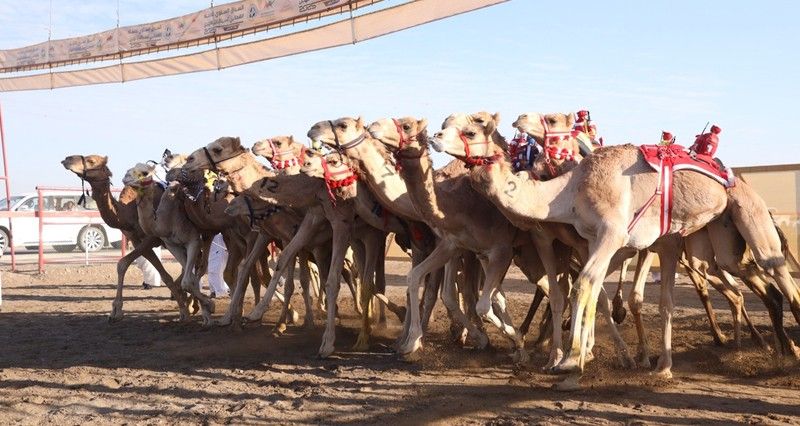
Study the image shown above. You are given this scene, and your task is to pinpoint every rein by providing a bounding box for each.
[457,131,501,169]
[320,157,358,207]
[77,155,90,207]
[327,120,367,151]
[244,196,282,227]
[391,119,427,172]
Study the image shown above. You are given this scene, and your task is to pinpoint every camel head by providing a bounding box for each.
[366,117,429,153]
[442,112,508,152]
[512,112,575,145]
[122,163,156,188]
[61,154,111,181]
[161,149,187,170]
[252,136,306,170]
[431,119,502,163]
[307,117,367,152]
[299,150,359,203]
[183,136,248,173]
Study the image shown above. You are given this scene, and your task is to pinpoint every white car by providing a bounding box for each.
[0,191,123,253]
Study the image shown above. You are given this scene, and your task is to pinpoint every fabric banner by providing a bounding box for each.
[0,0,508,92]
[0,0,374,73]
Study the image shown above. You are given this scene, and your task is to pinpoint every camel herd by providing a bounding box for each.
[60,112,800,390]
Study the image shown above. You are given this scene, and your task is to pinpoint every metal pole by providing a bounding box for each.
[37,187,44,273]
[0,102,16,271]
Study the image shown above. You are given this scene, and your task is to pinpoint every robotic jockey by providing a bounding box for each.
[572,110,604,156]
[689,125,721,159]
[659,131,675,146]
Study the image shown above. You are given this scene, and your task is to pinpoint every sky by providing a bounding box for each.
[0,0,798,193]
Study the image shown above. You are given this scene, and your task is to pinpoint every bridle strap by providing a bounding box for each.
[203,147,218,172]
[327,120,367,151]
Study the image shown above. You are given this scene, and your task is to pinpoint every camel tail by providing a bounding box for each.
[771,213,800,272]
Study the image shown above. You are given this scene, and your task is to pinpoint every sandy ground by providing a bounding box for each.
[1,260,799,425]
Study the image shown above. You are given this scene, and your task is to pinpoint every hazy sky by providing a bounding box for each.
[0,0,798,193]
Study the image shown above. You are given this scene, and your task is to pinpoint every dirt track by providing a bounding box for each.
[1,261,799,425]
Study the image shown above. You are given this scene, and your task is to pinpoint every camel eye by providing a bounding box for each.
[337,123,347,129]
[548,118,557,125]
[520,114,528,118]
[465,131,476,138]
[402,124,411,131]
[474,118,484,124]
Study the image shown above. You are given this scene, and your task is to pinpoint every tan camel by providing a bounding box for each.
[316,116,532,361]
[514,114,778,355]
[61,155,186,321]
[252,135,307,174]
[183,138,400,356]
[514,116,765,351]
[433,115,800,388]
[122,163,215,325]
[369,115,631,368]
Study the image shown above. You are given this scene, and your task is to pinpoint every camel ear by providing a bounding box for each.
[356,116,364,129]
[288,136,295,144]
[492,112,501,126]
[235,137,242,148]
[102,156,109,163]
[484,120,497,136]
[418,118,428,129]
[162,149,172,159]
[566,112,575,128]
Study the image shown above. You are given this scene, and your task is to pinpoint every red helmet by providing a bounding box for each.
[661,131,673,141]
[576,110,590,121]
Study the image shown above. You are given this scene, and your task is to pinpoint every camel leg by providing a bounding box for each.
[318,217,354,358]
[398,241,458,356]
[139,243,189,321]
[342,248,361,315]
[441,254,489,348]
[718,269,766,348]
[421,267,443,332]
[179,239,215,327]
[683,263,727,346]
[474,248,525,363]
[629,250,655,368]
[110,237,161,322]
[245,213,325,322]
[520,284,547,336]
[612,255,633,324]
[216,232,268,327]
[354,231,383,351]
[706,216,798,357]
[553,228,624,379]
[297,251,316,329]
[530,234,569,369]
[274,257,298,334]
[652,235,682,378]
[460,253,486,343]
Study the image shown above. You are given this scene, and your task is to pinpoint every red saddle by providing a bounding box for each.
[639,144,733,187]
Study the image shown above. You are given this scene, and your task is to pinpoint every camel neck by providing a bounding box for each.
[469,155,575,227]
[137,185,165,237]
[346,136,421,221]
[88,178,131,231]
[229,153,271,192]
[398,149,450,230]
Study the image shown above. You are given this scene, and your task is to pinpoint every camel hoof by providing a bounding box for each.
[551,358,582,375]
[318,344,335,359]
[108,314,123,323]
[288,309,301,325]
[473,332,490,350]
[619,355,636,370]
[584,351,595,364]
[352,334,370,352]
[552,374,582,391]
[214,315,232,327]
[612,304,627,325]
[651,368,673,379]
[273,322,287,336]
[512,349,530,365]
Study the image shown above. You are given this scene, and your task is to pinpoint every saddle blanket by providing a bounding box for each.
[639,144,733,187]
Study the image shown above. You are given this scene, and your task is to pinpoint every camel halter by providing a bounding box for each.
[327,120,367,152]
[265,139,306,170]
[77,155,90,207]
[456,131,500,168]
[320,157,358,207]
[391,119,426,172]
[537,115,579,179]
[243,196,281,228]
[201,146,247,173]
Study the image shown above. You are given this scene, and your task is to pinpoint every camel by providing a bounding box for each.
[61,155,186,321]
[182,137,402,356]
[315,116,534,362]
[433,114,800,388]
[368,115,632,368]
[514,117,766,351]
[252,135,307,174]
[122,163,215,325]
[514,114,782,354]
